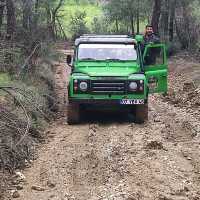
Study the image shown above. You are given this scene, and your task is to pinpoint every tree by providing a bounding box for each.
[104,0,152,34]
[6,0,16,37]
[45,0,65,40]
[175,0,197,49]
[70,11,89,40]
[103,0,123,33]
[33,0,39,29]
[91,16,109,34]
[0,0,5,34]
[169,0,176,41]
[22,0,33,31]
[160,0,169,40]
[151,0,162,34]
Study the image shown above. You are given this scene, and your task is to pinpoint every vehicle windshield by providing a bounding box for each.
[78,44,137,61]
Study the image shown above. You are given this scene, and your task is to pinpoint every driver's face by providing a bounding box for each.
[146,27,153,35]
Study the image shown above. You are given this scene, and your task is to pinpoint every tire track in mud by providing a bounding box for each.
[18,97,200,200]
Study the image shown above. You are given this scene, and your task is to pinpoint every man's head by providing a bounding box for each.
[145,25,154,36]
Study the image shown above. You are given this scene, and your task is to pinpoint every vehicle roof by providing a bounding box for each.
[80,34,131,38]
[75,35,136,46]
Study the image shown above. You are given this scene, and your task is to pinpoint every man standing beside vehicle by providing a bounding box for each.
[142,25,160,65]
[144,24,160,44]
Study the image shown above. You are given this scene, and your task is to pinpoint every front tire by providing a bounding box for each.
[134,103,148,124]
[67,102,81,125]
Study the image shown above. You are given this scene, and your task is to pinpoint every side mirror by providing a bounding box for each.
[66,55,72,66]
[135,34,144,43]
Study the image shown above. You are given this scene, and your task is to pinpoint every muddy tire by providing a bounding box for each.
[134,103,148,124]
[67,102,81,125]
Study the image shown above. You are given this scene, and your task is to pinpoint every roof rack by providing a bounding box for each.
[80,34,131,39]
[75,37,136,46]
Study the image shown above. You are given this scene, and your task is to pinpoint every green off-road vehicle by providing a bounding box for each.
[66,35,167,124]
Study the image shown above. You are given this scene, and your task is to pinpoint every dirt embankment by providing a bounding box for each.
[3,49,200,200]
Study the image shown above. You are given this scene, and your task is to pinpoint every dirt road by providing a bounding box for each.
[17,49,200,200]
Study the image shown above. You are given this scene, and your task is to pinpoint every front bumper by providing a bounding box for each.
[69,98,147,105]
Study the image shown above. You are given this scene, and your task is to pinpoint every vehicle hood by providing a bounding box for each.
[74,62,140,77]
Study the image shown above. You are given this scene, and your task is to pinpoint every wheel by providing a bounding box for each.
[67,102,81,125]
[134,103,148,124]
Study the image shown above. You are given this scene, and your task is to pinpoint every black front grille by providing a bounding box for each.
[91,80,126,94]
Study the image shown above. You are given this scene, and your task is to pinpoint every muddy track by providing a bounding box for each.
[15,48,200,200]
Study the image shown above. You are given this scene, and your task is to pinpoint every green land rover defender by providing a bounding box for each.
[66,35,168,124]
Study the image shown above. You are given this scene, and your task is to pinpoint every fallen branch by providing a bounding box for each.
[20,43,41,70]
[0,86,51,121]
[0,85,56,171]
[0,87,31,147]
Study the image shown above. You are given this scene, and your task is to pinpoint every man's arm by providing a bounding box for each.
[152,34,160,43]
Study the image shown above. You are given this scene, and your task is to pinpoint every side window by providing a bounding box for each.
[144,46,164,66]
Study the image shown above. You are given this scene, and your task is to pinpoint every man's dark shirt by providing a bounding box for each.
[144,33,160,45]
[141,33,160,52]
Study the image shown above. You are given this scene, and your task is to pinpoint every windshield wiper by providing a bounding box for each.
[105,59,126,62]
[80,58,97,61]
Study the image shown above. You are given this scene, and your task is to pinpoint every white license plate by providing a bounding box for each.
[120,99,145,105]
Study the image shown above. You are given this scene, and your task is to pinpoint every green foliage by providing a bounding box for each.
[0,73,11,85]
[59,0,151,38]
[60,2,102,38]
[69,11,90,40]
[103,0,152,34]
[91,16,110,34]
[192,0,200,20]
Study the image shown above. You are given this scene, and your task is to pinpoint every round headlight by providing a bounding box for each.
[79,81,88,91]
[129,82,138,91]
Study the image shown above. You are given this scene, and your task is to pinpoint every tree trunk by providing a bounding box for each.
[0,0,5,32]
[136,11,140,34]
[46,0,63,40]
[169,0,176,42]
[151,0,162,34]
[56,16,67,40]
[22,0,33,31]
[182,1,191,49]
[175,0,193,49]
[136,0,140,34]
[51,14,56,40]
[33,0,39,29]
[46,4,52,39]
[130,16,134,35]
[51,0,64,40]
[115,19,119,32]
[6,0,15,37]
[163,0,169,40]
